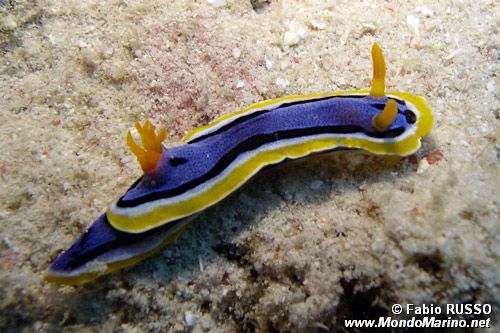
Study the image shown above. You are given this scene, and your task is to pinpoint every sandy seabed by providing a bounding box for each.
[0,0,498,332]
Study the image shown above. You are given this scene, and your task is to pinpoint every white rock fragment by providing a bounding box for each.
[284,31,300,46]
[221,286,230,297]
[207,0,226,8]
[236,80,245,88]
[47,34,55,45]
[312,322,329,330]
[198,255,204,271]
[361,22,376,33]
[297,26,309,38]
[276,77,289,89]
[309,18,327,30]
[103,47,114,58]
[486,81,495,94]
[406,15,420,40]
[283,26,309,46]
[445,48,461,61]
[232,47,241,59]
[340,29,350,46]
[265,56,273,70]
[418,6,434,17]
[184,311,197,327]
[77,40,87,48]
[417,158,430,174]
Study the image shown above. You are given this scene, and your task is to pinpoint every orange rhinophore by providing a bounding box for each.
[372,99,398,131]
[126,119,167,172]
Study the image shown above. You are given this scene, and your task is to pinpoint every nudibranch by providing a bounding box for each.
[44,43,433,284]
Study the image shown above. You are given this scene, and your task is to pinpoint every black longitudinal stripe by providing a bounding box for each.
[117,125,404,208]
[188,95,406,144]
[65,216,184,269]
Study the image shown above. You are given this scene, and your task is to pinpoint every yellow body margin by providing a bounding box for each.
[108,90,433,233]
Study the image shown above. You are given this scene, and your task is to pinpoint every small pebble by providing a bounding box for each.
[486,81,495,94]
[309,18,326,30]
[185,311,197,327]
[207,0,226,7]
[232,47,241,59]
[265,57,273,70]
[406,15,420,39]
[418,6,434,17]
[276,77,289,89]
[283,26,308,46]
